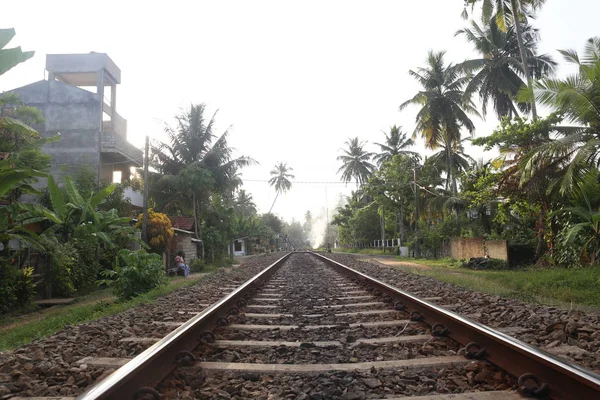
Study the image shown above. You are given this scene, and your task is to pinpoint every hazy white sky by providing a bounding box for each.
[2,0,599,225]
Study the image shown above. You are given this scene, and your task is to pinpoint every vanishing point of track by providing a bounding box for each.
[76,252,600,399]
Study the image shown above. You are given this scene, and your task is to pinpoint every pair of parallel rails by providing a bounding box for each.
[72,252,600,400]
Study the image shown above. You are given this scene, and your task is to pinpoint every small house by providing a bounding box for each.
[168,217,202,262]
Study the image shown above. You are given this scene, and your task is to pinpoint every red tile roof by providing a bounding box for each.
[169,216,195,231]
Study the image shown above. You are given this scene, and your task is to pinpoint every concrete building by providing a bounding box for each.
[8,52,142,195]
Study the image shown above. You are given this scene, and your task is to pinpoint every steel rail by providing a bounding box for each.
[77,252,292,400]
[312,252,600,399]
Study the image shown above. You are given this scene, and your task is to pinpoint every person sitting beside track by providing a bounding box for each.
[175,256,190,277]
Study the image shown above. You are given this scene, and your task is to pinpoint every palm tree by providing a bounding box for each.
[428,139,475,193]
[268,162,294,213]
[337,137,376,189]
[464,0,547,117]
[152,104,256,236]
[456,19,555,120]
[400,50,479,196]
[235,189,257,217]
[522,37,600,194]
[373,125,419,167]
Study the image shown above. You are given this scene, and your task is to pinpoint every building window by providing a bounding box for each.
[234,241,242,252]
[112,170,122,183]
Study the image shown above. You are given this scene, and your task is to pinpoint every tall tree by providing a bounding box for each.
[268,162,294,213]
[464,0,547,117]
[456,19,555,119]
[428,139,475,193]
[373,125,419,167]
[522,37,600,194]
[400,50,479,196]
[337,137,375,189]
[152,104,255,237]
[234,189,256,217]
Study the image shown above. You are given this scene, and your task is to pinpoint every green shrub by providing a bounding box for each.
[0,259,36,314]
[71,226,101,293]
[15,266,36,304]
[42,236,78,297]
[466,257,509,270]
[189,258,205,273]
[0,258,19,314]
[99,249,166,300]
[487,258,509,270]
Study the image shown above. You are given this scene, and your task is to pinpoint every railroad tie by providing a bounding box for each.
[119,334,434,347]
[226,319,416,330]
[313,301,385,309]
[195,356,469,374]
[375,392,523,400]
[6,391,523,400]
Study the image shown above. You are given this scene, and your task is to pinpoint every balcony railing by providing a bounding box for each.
[101,131,143,166]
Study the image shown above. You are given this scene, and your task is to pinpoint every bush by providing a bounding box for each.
[466,257,509,270]
[43,236,78,297]
[99,249,166,300]
[189,258,205,273]
[71,226,101,293]
[15,266,36,305]
[0,259,36,314]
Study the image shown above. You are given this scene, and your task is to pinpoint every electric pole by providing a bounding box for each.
[414,163,420,258]
[142,135,149,244]
[325,186,330,249]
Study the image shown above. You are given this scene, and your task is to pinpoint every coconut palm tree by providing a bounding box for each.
[268,162,294,213]
[464,0,547,118]
[428,139,475,193]
[152,104,256,236]
[337,137,376,189]
[456,19,555,119]
[400,50,479,196]
[522,37,600,195]
[373,125,419,167]
[235,189,257,217]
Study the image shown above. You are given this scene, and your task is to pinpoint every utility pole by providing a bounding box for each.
[413,163,420,258]
[142,135,149,244]
[325,187,330,249]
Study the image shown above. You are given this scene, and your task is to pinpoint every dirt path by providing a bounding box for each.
[341,254,434,270]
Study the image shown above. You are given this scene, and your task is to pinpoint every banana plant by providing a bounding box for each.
[0,28,34,76]
[17,176,117,242]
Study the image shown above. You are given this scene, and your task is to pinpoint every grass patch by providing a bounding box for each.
[397,264,600,309]
[0,273,205,351]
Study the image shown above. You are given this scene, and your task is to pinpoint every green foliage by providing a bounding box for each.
[189,258,205,273]
[99,249,166,300]
[42,236,78,297]
[71,226,101,293]
[0,258,35,314]
[0,28,34,75]
[472,113,562,151]
[337,137,375,187]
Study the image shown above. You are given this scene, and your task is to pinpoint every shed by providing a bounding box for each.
[168,217,201,262]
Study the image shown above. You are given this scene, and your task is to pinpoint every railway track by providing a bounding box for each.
[32,252,600,399]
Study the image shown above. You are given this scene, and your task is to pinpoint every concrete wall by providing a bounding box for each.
[10,80,101,183]
[486,240,508,260]
[449,238,508,260]
[172,233,198,262]
[450,238,485,260]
